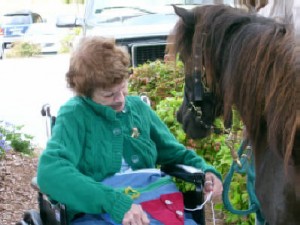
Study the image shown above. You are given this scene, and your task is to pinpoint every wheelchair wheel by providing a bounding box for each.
[16,209,43,225]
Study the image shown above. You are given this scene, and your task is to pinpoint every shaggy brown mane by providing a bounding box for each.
[167,4,297,166]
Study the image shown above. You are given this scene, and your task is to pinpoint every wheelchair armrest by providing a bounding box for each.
[161,164,205,187]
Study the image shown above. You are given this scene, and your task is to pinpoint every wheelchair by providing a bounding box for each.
[16,100,207,225]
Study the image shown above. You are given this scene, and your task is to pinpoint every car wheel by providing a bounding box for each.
[0,45,3,60]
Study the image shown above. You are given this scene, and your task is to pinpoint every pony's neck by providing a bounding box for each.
[294,6,300,167]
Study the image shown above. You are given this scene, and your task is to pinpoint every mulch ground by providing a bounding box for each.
[0,150,224,225]
[0,151,39,225]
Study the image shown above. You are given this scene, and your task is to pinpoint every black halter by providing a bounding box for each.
[183,68,216,132]
[178,30,224,135]
[184,34,217,132]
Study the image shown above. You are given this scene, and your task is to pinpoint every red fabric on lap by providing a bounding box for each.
[141,192,184,225]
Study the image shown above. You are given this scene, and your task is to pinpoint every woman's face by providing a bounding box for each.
[92,80,128,112]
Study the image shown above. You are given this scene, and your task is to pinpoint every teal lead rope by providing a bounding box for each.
[222,141,265,224]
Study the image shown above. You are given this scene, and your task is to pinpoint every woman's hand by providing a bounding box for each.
[204,172,223,200]
[122,204,150,225]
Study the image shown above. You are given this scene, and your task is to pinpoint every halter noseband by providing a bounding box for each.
[185,67,215,130]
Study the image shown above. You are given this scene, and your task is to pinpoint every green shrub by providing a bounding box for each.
[60,27,82,53]
[6,41,41,58]
[0,129,11,159]
[155,97,187,144]
[129,60,185,109]
[0,121,35,157]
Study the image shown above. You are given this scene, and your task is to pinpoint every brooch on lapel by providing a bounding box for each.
[131,127,140,138]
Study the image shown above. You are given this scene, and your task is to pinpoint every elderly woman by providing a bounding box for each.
[37,36,223,225]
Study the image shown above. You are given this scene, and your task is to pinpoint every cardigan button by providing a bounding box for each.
[131,155,139,163]
[113,128,121,136]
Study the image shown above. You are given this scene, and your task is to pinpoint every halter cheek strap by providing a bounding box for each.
[295,37,300,147]
[193,70,204,102]
[186,31,217,129]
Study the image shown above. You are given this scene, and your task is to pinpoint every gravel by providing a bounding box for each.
[0,151,39,225]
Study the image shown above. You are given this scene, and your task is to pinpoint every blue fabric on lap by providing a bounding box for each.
[101,170,178,204]
[71,169,199,225]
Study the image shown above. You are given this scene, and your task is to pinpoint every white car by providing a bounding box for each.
[23,23,61,54]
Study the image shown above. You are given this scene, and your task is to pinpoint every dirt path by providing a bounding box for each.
[0,151,39,225]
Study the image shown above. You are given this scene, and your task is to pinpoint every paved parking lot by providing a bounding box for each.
[0,54,73,148]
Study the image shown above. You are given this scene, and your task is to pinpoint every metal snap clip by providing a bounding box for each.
[165,200,173,205]
[176,210,183,216]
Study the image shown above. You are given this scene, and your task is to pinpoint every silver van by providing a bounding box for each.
[56,0,201,67]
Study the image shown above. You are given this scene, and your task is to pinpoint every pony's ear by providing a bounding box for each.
[239,0,268,12]
[172,5,195,27]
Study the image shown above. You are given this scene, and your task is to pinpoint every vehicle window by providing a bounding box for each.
[94,8,152,23]
[92,0,187,14]
[32,13,43,23]
[88,0,198,24]
[90,0,234,21]
[2,15,31,25]
[124,13,179,25]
